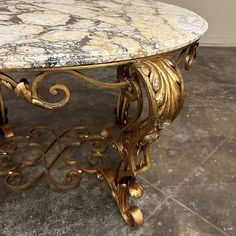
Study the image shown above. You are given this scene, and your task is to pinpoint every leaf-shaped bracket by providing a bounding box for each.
[102,57,185,228]
[132,57,184,128]
[115,57,185,177]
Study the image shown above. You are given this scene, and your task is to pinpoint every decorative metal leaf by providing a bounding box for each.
[134,58,184,125]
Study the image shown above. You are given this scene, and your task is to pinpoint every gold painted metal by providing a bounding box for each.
[0,42,199,227]
[0,70,130,110]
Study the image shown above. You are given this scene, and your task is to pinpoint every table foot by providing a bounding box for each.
[100,168,144,227]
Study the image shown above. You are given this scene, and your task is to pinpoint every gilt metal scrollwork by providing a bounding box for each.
[0,42,199,228]
[0,70,130,110]
[99,55,185,226]
[0,125,112,191]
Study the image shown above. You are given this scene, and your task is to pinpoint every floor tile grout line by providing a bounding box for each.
[145,198,169,222]
[141,136,229,233]
[139,176,170,222]
[140,176,230,236]
[140,136,229,199]
[140,176,169,198]
[173,136,229,193]
[138,176,170,222]
[171,198,231,236]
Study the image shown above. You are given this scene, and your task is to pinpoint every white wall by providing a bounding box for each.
[162,0,236,46]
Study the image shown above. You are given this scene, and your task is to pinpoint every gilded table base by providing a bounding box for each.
[0,42,198,227]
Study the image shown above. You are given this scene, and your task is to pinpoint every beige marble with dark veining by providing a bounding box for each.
[0,0,207,70]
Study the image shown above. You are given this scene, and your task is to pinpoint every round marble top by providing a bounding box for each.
[0,0,208,71]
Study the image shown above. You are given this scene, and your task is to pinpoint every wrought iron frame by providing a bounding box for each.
[0,41,199,227]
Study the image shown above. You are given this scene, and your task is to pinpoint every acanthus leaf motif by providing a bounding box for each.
[135,58,184,126]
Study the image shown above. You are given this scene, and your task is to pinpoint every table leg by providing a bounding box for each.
[101,57,185,227]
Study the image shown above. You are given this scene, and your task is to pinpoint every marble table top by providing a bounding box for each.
[0,0,208,71]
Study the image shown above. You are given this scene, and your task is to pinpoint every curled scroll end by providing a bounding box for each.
[31,73,71,110]
[185,42,199,70]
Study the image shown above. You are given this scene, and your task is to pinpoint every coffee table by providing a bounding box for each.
[0,0,207,227]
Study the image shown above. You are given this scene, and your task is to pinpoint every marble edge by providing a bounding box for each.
[0,36,206,72]
[158,1,209,31]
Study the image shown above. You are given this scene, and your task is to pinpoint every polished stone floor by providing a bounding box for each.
[0,47,235,236]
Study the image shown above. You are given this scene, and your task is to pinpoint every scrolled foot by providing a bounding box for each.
[100,168,144,227]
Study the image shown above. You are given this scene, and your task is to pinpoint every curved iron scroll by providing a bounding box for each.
[0,42,199,228]
[0,70,130,110]
[102,55,187,227]
[0,125,112,191]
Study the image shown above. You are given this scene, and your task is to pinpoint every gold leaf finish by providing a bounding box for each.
[0,70,130,110]
[128,182,144,199]
[0,42,200,228]
[134,58,184,125]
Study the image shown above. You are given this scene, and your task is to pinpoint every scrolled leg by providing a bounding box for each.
[0,44,199,227]
[105,56,185,227]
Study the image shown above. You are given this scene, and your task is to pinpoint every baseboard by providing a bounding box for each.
[200,35,236,47]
